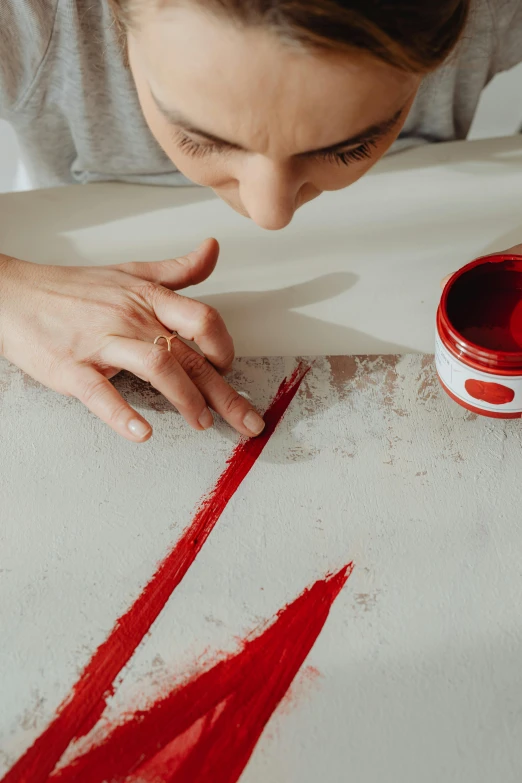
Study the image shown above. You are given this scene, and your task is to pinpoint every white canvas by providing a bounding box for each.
[1,354,521,783]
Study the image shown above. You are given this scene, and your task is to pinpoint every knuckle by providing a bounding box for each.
[108,299,139,324]
[180,350,214,383]
[221,388,246,417]
[106,403,131,427]
[76,375,108,406]
[116,261,138,276]
[49,357,71,391]
[196,304,222,336]
[136,281,160,303]
[222,346,235,369]
[143,344,173,376]
[175,254,191,267]
[155,259,178,282]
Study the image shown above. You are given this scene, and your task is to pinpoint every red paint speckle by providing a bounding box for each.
[465,378,515,405]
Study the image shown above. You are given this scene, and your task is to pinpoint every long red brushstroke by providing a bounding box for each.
[2,362,310,783]
[51,565,353,783]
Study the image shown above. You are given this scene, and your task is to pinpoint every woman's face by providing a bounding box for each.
[128,6,421,230]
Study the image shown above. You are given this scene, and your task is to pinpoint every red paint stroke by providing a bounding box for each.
[2,362,310,783]
[50,565,353,783]
[464,378,515,405]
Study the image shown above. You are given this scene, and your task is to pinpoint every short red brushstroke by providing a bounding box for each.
[464,378,515,405]
[50,565,353,783]
[2,362,310,783]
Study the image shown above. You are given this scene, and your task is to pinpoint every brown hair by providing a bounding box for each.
[112,0,470,73]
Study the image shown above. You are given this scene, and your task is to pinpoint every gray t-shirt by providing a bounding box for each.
[1,0,522,188]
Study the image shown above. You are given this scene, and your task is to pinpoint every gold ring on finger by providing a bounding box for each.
[154,332,179,352]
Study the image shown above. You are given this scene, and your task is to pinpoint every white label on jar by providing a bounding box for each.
[435,332,522,413]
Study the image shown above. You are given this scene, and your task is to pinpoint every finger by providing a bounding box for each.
[169,338,266,438]
[151,289,235,371]
[440,274,453,290]
[504,244,522,255]
[100,337,214,432]
[67,365,153,443]
[114,238,220,290]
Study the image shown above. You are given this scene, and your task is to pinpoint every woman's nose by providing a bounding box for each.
[239,158,302,230]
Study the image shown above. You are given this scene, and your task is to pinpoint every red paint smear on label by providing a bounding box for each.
[2,363,310,783]
[464,378,515,405]
[50,565,353,783]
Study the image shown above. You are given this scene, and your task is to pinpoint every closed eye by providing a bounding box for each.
[314,139,378,166]
[174,130,379,166]
[175,131,229,158]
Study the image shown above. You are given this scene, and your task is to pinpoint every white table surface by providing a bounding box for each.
[1,135,522,357]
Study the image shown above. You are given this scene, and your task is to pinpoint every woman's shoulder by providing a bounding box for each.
[0,0,59,114]
[477,0,522,74]
[441,0,522,78]
[486,0,522,24]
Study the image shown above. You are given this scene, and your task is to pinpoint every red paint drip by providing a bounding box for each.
[2,363,310,783]
[50,565,353,783]
[464,378,515,405]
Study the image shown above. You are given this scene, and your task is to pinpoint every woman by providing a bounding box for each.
[0,0,519,441]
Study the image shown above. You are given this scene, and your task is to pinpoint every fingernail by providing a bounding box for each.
[243,410,265,436]
[198,408,214,430]
[128,419,152,439]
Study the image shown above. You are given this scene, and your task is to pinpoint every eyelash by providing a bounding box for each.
[176,133,224,159]
[175,132,377,166]
[321,140,377,166]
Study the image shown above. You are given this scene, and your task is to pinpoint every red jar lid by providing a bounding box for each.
[437,253,522,374]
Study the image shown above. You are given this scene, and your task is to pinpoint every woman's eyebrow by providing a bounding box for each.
[152,90,406,155]
[152,93,244,148]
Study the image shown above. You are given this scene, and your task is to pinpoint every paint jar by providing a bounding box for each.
[436,253,522,418]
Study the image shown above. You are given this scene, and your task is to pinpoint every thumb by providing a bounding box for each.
[115,237,220,290]
[440,273,453,290]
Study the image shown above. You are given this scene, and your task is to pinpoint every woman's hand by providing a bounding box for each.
[0,238,266,442]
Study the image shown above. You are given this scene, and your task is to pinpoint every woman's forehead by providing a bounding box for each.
[133,6,419,155]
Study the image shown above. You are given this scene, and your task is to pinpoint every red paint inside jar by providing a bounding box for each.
[437,254,522,417]
[446,259,522,352]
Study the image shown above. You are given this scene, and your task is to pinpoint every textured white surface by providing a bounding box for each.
[1,355,521,782]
